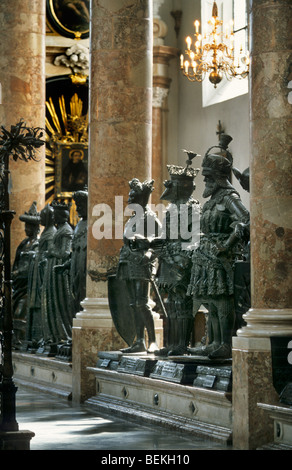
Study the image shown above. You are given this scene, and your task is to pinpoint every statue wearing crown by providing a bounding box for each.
[187,135,250,359]
[155,154,201,356]
[109,178,162,354]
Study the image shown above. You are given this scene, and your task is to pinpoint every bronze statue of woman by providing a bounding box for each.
[25,204,56,351]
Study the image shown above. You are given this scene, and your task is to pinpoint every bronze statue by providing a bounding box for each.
[187,136,250,359]
[70,188,88,314]
[54,188,88,316]
[155,155,201,356]
[112,178,161,354]
[232,166,250,330]
[41,200,73,352]
[12,202,40,349]
[25,204,57,351]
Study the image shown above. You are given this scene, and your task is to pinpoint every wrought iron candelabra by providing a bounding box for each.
[0,120,44,431]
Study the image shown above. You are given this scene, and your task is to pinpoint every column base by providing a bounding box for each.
[237,308,292,337]
[232,336,279,449]
[0,430,35,450]
[72,297,127,403]
[72,297,164,403]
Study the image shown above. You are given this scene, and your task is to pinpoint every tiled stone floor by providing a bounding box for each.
[15,385,232,452]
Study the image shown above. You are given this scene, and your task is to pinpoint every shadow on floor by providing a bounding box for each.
[15,385,232,452]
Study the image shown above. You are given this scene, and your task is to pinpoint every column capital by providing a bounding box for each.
[152,86,169,108]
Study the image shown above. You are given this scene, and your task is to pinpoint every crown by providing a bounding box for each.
[167,164,200,179]
[51,199,71,211]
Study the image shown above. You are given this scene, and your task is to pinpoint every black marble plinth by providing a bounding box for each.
[117,355,157,377]
[96,351,123,371]
[55,342,72,362]
[193,365,232,392]
[150,360,198,384]
[36,342,58,357]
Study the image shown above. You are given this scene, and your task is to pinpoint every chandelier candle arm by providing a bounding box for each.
[180,1,249,88]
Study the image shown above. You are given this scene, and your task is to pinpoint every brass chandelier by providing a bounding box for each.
[180,1,250,88]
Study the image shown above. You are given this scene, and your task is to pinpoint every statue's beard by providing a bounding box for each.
[203,182,218,198]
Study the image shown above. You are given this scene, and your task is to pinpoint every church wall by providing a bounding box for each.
[159,0,250,210]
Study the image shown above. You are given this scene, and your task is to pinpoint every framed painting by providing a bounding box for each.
[46,0,90,39]
[54,142,88,198]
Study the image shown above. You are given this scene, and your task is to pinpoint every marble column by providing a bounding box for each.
[0,0,46,258]
[72,0,153,403]
[232,0,292,449]
[152,1,178,204]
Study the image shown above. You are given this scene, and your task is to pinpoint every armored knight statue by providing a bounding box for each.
[41,200,73,353]
[111,178,161,354]
[232,166,250,330]
[12,201,40,349]
[187,135,250,359]
[25,204,57,351]
[155,154,201,356]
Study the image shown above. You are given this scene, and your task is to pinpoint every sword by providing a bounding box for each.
[149,271,168,319]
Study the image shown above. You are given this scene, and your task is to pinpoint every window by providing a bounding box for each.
[202,0,249,107]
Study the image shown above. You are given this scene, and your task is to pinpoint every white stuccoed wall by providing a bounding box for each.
[158,0,250,210]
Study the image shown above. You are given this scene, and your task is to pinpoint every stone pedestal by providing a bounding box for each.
[0,430,35,450]
[232,337,279,449]
[257,402,292,449]
[72,298,127,403]
[86,358,233,444]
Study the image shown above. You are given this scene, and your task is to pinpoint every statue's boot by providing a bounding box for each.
[208,342,231,359]
[121,310,147,353]
[121,339,147,354]
[167,316,193,356]
[208,309,234,359]
[154,346,170,357]
[187,342,220,356]
[138,304,159,354]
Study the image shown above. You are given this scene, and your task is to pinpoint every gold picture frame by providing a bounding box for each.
[46,0,90,39]
[54,142,88,198]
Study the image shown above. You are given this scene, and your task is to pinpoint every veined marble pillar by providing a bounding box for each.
[152,47,177,204]
[72,0,153,403]
[232,0,292,449]
[152,1,178,204]
[0,0,46,258]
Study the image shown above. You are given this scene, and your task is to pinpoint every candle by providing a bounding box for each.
[180,54,184,67]
[184,60,189,73]
[186,36,192,49]
[194,20,200,34]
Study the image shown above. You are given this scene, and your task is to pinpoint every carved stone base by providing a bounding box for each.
[12,352,72,398]
[257,402,292,449]
[0,430,35,450]
[86,362,233,444]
